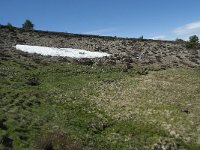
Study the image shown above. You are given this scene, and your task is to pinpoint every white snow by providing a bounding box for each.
[15,45,111,58]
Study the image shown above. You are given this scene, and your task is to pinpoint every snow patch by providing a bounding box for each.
[15,45,111,58]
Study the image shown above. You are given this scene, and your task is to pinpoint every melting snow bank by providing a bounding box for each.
[15,45,111,58]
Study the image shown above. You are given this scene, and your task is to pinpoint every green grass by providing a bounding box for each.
[0,52,200,149]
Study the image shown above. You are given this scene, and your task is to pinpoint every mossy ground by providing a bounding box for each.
[0,51,200,149]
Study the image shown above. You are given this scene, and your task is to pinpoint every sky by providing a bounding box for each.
[1,0,200,40]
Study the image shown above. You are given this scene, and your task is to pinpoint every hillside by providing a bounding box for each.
[0,26,200,150]
[1,25,200,68]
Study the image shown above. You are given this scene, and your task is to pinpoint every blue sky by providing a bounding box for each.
[1,0,200,40]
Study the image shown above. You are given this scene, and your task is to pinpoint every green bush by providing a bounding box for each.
[26,75,40,86]
[7,23,13,27]
[6,23,15,30]
[22,19,34,30]
[139,35,144,40]
[186,35,199,49]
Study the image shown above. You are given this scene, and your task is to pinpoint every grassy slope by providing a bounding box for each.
[0,51,200,149]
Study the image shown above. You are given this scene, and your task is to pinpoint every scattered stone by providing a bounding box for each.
[181,108,190,114]
[0,25,200,68]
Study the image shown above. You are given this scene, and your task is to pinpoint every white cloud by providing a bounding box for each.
[149,35,166,40]
[173,21,200,35]
[83,28,116,35]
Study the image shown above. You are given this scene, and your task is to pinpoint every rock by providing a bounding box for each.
[181,108,190,114]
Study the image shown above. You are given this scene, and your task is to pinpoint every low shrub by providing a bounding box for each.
[36,131,82,150]
[26,76,40,86]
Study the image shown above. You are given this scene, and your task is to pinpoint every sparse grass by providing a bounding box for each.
[0,51,200,149]
[90,68,200,149]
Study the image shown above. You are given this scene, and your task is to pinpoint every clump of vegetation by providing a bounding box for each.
[6,23,15,30]
[186,35,200,48]
[175,38,184,43]
[22,19,34,30]
[139,35,144,40]
[36,131,82,150]
[26,75,40,86]
[7,23,13,28]
[133,64,149,75]
[1,134,13,149]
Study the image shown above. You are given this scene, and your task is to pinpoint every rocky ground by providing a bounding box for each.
[0,25,200,68]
